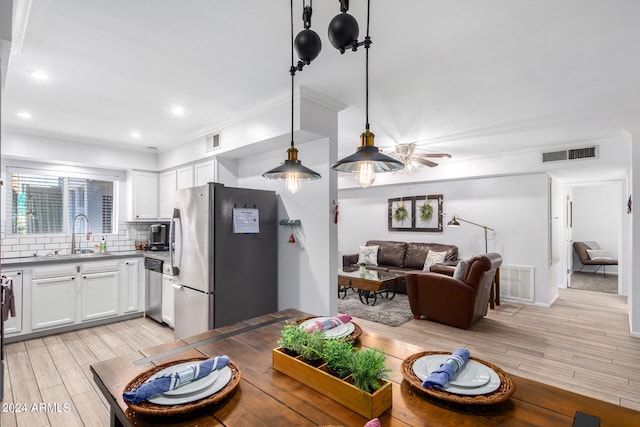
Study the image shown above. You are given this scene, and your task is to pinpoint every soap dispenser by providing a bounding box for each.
[100,236,106,254]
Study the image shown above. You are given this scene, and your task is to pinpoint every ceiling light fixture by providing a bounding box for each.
[130,132,142,139]
[171,106,185,117]
[29,71,49,80]
[330,0,404,187]
[262,0,321,194]
[17,111,32,119]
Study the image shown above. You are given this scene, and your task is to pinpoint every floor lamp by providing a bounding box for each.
[447,215,494,253]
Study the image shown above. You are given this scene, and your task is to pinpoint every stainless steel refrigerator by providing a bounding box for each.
[169,183,277,339]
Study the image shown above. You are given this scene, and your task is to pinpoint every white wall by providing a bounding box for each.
[239,137,337,316]
[338,173,555,306]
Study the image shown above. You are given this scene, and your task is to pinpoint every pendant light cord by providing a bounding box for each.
[365,0,371,131]
[290,0,295,148]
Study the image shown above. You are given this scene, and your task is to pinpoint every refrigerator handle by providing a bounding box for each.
[169,208,181,275]
[171,283,183,290]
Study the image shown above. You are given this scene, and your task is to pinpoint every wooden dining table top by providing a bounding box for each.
[90,309,640,426]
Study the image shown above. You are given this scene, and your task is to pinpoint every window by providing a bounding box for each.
[8,168,118,235]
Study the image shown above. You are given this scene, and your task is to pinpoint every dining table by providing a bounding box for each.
[91,308,640,426]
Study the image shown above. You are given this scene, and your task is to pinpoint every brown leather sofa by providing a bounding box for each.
[342,240,459,293]
[405,252,503,329]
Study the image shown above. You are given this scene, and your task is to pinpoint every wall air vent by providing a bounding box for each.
[541,145,598,163]
[205,133,220,152]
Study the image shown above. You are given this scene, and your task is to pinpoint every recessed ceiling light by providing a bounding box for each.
[130,131,141,139]
[17,112,32,119]
[171,105,185,117]
[147,146,158,152]
[29,71,49,80]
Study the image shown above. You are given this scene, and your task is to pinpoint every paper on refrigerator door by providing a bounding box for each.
[232,208,260,233]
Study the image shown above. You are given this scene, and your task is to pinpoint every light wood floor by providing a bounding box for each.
[1,288,638,426]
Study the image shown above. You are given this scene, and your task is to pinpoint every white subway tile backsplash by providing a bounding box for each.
[2,238,19,246]
[36,237,52,244]
[19,237,36,245]
[29,244,45,251]
[51,236,68,243]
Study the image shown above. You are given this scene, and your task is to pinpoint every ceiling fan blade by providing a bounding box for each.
[416,158,439,167]
[416,153,452,158]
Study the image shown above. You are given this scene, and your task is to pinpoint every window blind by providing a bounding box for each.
[8,169,116,235]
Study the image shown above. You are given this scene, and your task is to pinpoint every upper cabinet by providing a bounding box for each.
[130,170,158,220]
[176,165,194,189]
[194,159,217,186]
[159,170,177,219]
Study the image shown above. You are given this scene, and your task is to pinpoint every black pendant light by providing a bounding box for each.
[330,0,404,187]
[263,0,321,193]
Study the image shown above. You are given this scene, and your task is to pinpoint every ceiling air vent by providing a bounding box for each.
[541,145,598,163]
[205,133,220,152]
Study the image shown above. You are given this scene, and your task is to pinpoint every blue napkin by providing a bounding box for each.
[422,349,469,389]
[123,356,229,403]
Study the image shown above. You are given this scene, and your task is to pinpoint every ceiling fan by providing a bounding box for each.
[390,143,452,174]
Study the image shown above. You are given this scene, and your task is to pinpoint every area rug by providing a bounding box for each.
[570,272,618,294]
[337,290,413,327]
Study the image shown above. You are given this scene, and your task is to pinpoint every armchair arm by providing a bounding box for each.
[342,253,359,269]
[406,272,476,329]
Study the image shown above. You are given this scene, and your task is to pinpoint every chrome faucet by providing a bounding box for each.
[71,214,91,254]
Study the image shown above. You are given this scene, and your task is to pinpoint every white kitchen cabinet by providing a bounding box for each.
[162,275,176,328]
[80,262,119,321]
[159,170,177,219]
[2,270,23,336]
[194,159,217,186]
[120,258,141,314]
[176,165,194,189]
[31,265,77,330]
[131,170,158,220]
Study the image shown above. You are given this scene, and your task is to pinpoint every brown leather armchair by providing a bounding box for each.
[406,253,503,329]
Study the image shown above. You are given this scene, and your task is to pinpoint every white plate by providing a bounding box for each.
[299,317,356,339]
[424,355,491,387]
[147,366,232,405]
[413,355,501,395]
[144,361,220,396]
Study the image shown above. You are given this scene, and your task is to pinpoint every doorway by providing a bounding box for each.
[565,181,624,296]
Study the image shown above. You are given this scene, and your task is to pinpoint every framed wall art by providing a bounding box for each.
[388,198,413,231]
[387,194,444,232]
[413,194,443,232]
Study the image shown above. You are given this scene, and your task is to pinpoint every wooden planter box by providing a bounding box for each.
[272,347,392,418]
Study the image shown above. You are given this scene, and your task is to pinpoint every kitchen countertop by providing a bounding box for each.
[0,250,168,268]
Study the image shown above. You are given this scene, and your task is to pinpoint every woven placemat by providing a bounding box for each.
[401,351,515,405]
[295,316,362,342]
[123,357,242,417]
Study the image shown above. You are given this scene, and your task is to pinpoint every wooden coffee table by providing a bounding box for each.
[338,268,404,305]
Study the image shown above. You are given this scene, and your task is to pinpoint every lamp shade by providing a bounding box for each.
[262,158,322,180]
[331,130,404,173]
[447,216,461,227]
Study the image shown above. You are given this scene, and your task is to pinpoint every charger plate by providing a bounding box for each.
[296,316,362,342]
[401,351,515,406]
[123,357,241,416]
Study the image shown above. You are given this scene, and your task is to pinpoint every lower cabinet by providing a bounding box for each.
[162,275,176,328]
[2,270,23,336]
[31,265,77,330]
[80,262,119,321]
[120,258,142,314]
[15,258,144,339]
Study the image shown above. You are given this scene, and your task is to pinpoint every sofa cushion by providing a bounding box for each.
[366,240,407,268]
[423,250,447,271]
[358,245,379,265]
[404,243,431,269]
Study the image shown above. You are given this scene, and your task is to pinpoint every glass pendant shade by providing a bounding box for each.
[262,146,321,193]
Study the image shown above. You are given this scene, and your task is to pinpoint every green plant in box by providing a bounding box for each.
[278,321,306,355]
[322,338,354,378]
[300,329,326,362]
[351,348,391,393]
